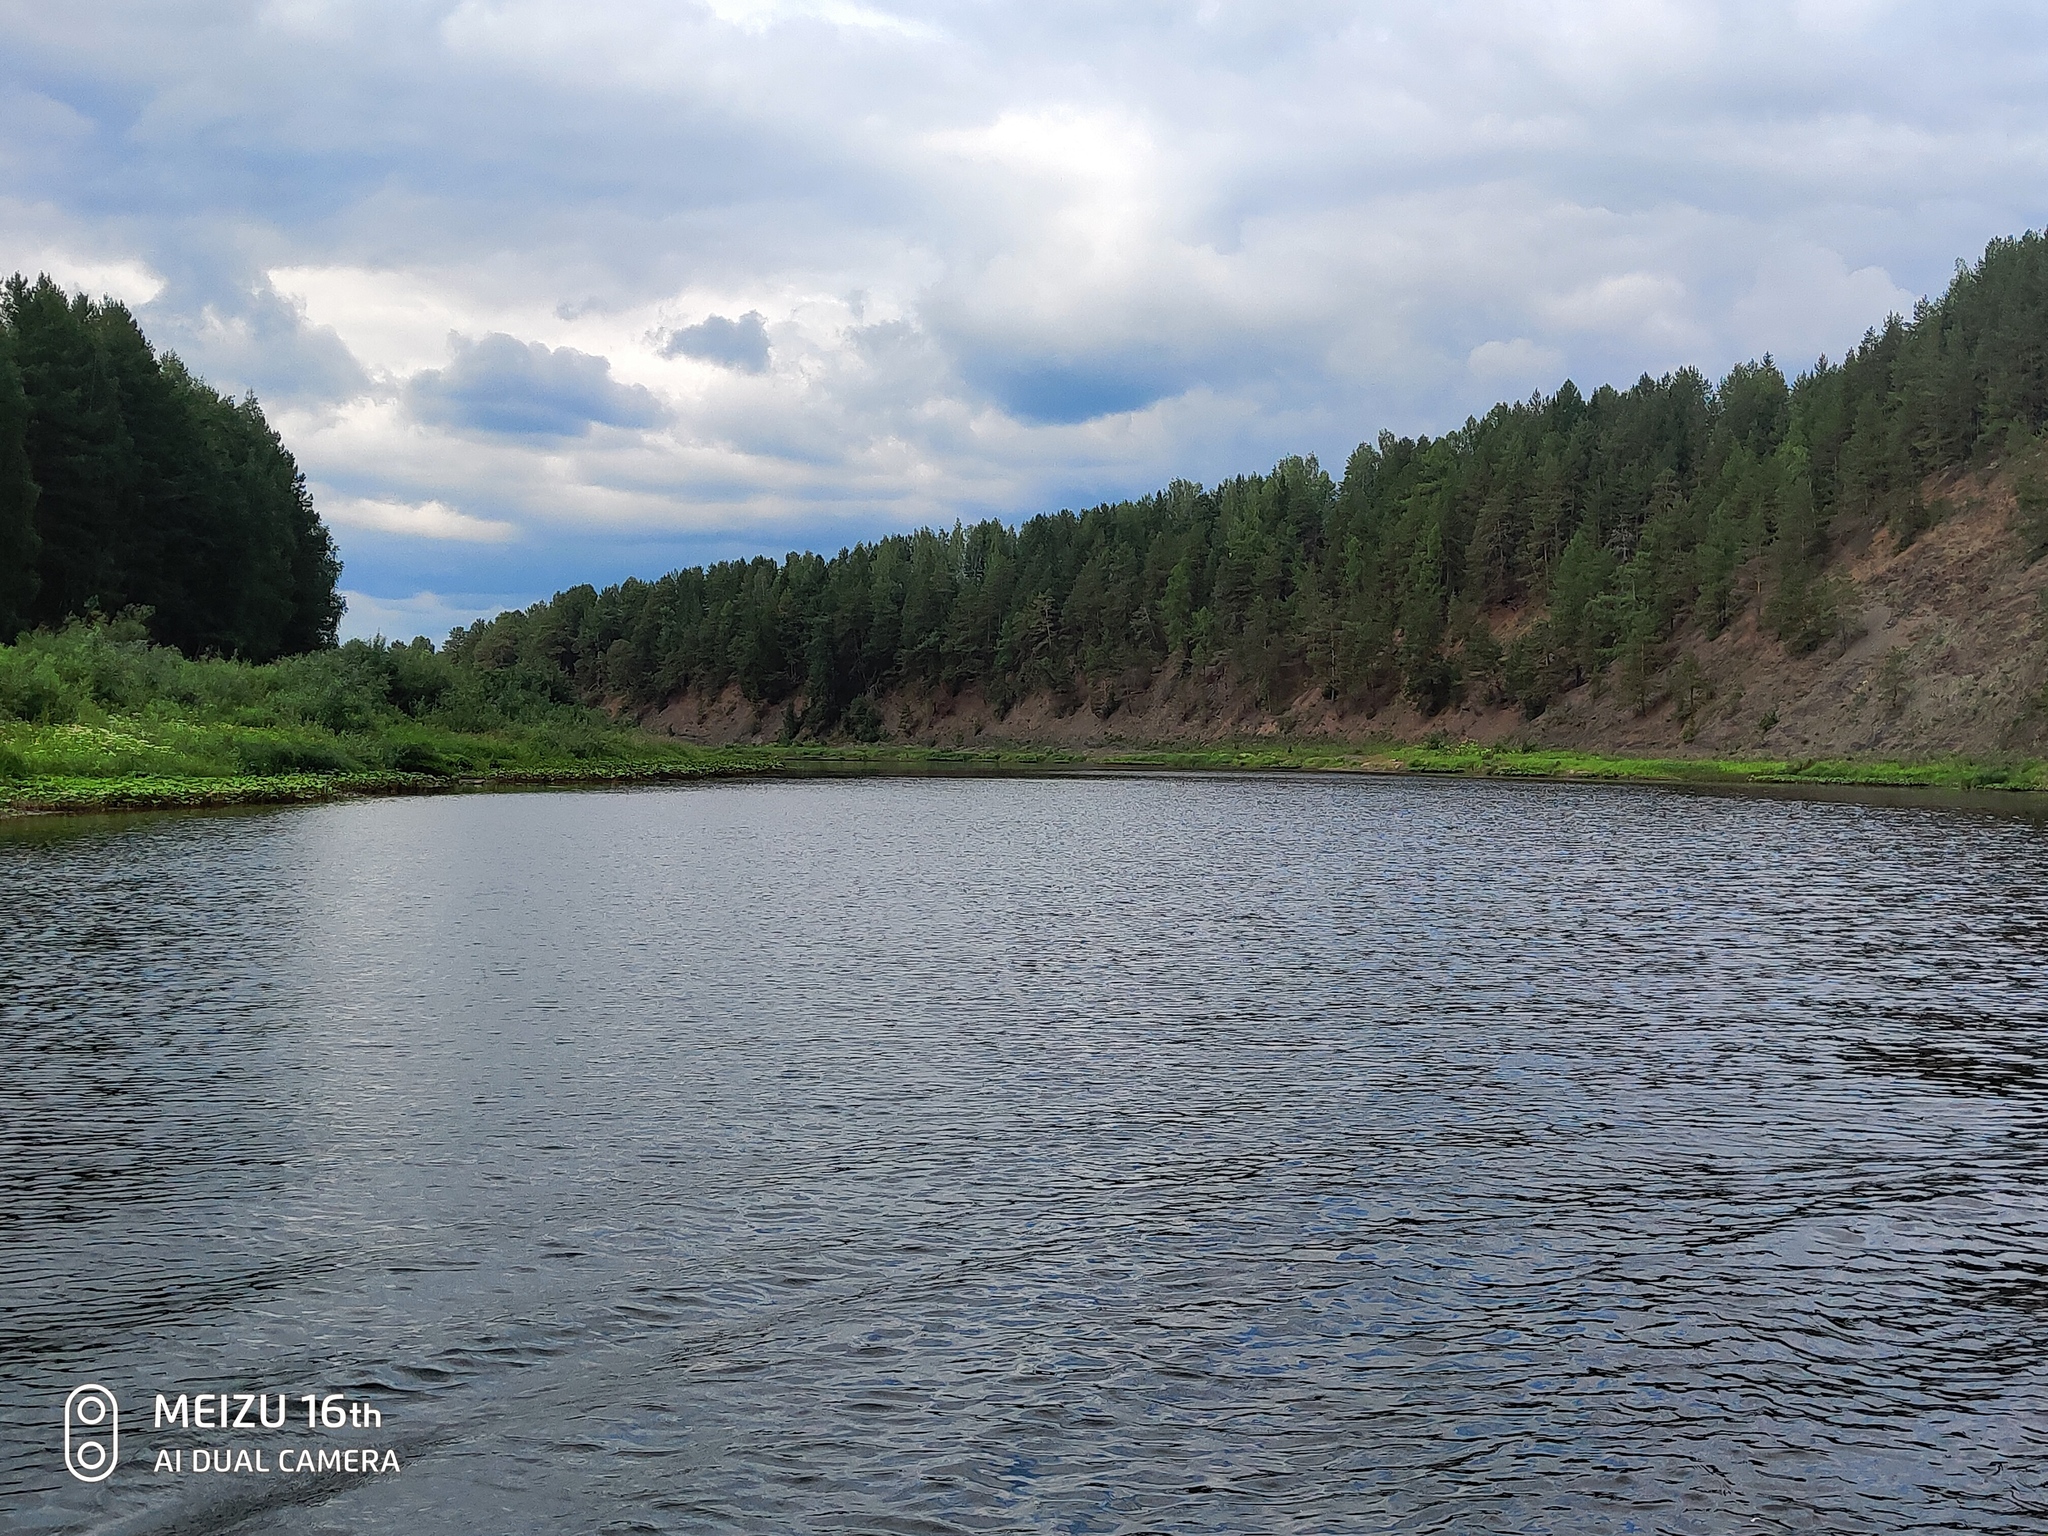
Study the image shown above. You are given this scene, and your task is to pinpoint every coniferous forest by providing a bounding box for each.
[0,274,342,660]
[6,234,2048,738]
[447,232,2048,732]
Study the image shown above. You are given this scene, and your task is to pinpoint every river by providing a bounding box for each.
[3,774,2045,1532]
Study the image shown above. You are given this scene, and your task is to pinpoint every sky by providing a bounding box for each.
[3,2,2045,641]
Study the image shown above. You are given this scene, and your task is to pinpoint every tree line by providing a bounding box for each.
[0,274,342,659]
[447,233,2048,732]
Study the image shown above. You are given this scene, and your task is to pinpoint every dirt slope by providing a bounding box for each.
[646,463,2048,761]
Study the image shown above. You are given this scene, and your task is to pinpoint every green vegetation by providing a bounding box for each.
[9,235,2048,819]
[2017,462,2048,564]
[447,232,2048,730]
[0,274,340,657]
[1036,741,2040,791]
[2,619,2039,817]
[0,615,754,812]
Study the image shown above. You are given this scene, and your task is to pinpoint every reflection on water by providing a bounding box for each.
[2,775,2046,1533]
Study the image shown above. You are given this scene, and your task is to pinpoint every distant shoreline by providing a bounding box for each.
[6,740,2045,822]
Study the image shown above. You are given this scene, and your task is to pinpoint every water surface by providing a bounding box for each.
[3,775,2045,1532]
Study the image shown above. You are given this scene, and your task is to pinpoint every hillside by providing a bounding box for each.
[643,452,2046,761]
[1488,459,2048,761]
[447,230,2048,764]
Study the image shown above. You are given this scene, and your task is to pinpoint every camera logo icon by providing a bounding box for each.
[64,1385,120,1483]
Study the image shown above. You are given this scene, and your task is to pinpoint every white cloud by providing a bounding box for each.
[1537,271,1705,354]
[338,588,530,643]
[696,0,940,40]
[1792,0,1904,35]
[1730,242,1917,365]
[7,248,165,307]
[1468,338,1565,389]
[270,266,486,381]
[323,494,518,542]
[4,0,2045,603]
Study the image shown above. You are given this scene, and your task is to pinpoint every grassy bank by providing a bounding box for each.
[0,616,781,814]
[7,733,2045,817]
[0,754,786,814]
[1085,741,2048,790]
[3,619,2043,817]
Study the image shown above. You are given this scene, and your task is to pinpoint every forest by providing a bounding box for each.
[446,232,2048,733]
[0,273,342,661]
[5,234,2047,743]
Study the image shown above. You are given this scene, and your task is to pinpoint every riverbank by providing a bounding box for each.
[5,727,2043,817]
[0,756,778,814]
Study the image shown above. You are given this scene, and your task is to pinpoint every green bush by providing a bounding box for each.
[844,695,885,743]
[2017,472,2048,564]
[0,648,78,722]
[230,732,355,775]
[1766,568,1855,655]
[380,739,456,776]
[0,617,753,791]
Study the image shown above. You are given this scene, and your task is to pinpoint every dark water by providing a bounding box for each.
[3,774,2046,1534]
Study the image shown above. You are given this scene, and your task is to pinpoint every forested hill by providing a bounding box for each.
[448,233,2048,744]
[0,275,342,660]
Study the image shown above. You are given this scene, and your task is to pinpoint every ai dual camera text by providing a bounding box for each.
[62,1385,401,1483]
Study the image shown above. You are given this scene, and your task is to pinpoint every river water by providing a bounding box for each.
[2,773,2045,1533]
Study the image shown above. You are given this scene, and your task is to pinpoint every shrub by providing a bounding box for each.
[844,695,885,743]
[0,648,78,722]
[230,733,355,775]
[1877,647,1911,714]
[381,740,455,776]
[1502,622,1567,718]
[2017,472,2048,564]
[1767,569,1856,655]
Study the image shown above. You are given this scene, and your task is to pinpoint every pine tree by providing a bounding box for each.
[5,275,133,627]
[0,275,342,657]
[0,323,40,639]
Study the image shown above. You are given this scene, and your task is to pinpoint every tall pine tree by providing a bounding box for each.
[0,274,342,658]
[0,322,39,639]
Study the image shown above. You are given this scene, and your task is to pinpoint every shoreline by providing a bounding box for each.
[6,739,2046,821]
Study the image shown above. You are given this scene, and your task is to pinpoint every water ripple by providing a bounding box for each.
[2,776,2045,1532]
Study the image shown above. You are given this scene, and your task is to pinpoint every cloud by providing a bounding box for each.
[696,0,941,41]
[660,311,770,372]
[5,0,2046,605]
[338,588,532,644]
[962,357,1184,426]
[1536,272,1708,358]
[162,280,368,406]
[7,248,164,307]
[1730,243,1917,365]
[408,333,666,437]
[1468,338,1565,390]
[323,494,518,543]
